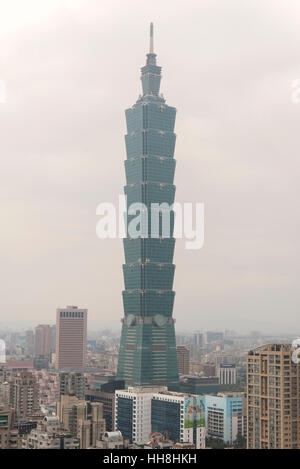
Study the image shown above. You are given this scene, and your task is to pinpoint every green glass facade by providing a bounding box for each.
[116,32,179,390]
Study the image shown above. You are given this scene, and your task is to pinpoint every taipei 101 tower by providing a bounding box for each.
[117,24,179,390]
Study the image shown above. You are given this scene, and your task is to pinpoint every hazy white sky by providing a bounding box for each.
[0,0,299,333]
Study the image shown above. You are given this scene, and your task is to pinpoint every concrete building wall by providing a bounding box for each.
[205,393,244,444]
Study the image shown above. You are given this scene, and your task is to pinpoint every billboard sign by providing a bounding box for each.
[184,396,205,428]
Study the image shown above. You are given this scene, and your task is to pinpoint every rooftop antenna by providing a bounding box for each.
[150,22,154,53]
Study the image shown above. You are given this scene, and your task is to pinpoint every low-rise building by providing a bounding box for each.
[0,406,19,449]
[115,387,164,445]
[95,431,129,449]
[115,387,206,448]
[144,432,174,449]
[205,392,245,444]
[218,364,237,385]
[151,391,206,449]
[173,442,195,449]
[22,416,79,449]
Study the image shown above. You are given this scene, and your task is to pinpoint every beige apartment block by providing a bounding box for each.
[6,372,39,419]
[57,394,105,448]
[247,343,300,449]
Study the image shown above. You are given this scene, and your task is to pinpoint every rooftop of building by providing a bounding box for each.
[122,386,168,394]
[152,390,202,398]
[102,431,122,442]
[205,392,245,399]
[248,343,292,355]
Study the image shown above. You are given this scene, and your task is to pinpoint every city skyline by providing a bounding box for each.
[1,2,300,454]
[1,0,300,334]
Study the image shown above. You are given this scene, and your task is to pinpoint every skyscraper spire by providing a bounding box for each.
[142,23,161,96]
[150,22,154,54]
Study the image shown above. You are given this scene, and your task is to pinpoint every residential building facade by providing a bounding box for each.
[59,371,85,400]
[57,394,105,448]
[22,416,79,449]
[0,406,19,449]
[247,343,300,449]
[5,372,39,419]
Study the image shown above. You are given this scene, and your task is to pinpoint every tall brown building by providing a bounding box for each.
[34,325,52,358]
[56,306,87,370]
[247,343,300,449]
[176,345,190,375]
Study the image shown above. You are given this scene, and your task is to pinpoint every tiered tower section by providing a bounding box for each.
[117,24,179,390]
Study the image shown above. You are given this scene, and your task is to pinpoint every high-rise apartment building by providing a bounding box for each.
[33,370,59,405]
[117,24,179,390]
[0,364,11,402]
[55,306,87,370]
[247,344,300,449]
[59,371,85,400]
[6,372,39,419]
[34,325,52,358]
[177,345,190,375]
